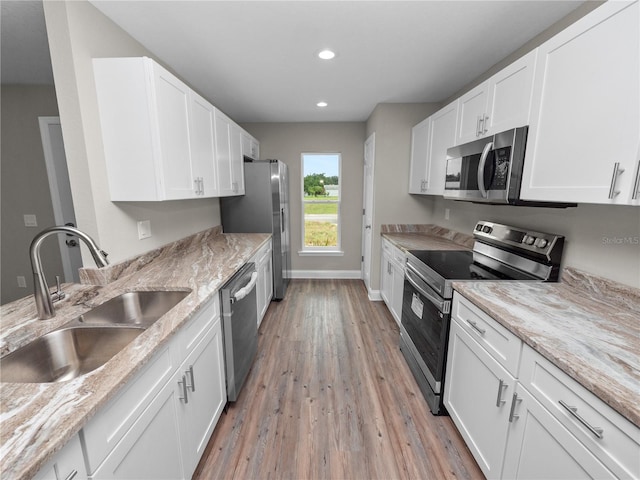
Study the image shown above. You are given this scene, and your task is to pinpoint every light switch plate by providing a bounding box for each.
[17,276,27,288]
[24,214,38,227]
[137,220,151,239]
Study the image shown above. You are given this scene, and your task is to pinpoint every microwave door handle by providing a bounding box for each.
[477,141,494,198]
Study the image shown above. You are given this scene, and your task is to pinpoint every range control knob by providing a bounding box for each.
[523,235,536,246]
[482,225,493,234]
[534,238,549,249]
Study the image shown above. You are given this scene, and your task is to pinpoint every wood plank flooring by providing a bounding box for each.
[193,279,483,480]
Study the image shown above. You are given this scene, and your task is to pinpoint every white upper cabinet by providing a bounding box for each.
[425,101,459,195]
[214,110,245,196]
[94,56,256,201]
[456,50,537,145]
[521,1,640,205]
[188,90,219,197]
[241,130,260,161]
[409,101,459,196]
[408,116,431,194]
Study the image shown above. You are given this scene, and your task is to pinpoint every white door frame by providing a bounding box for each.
[361,133,376,298]
[39,116,82,282]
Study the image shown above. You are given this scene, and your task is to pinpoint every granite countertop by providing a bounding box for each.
[381,224,474,251]
[453,269,640,428]
[0,227,270,480]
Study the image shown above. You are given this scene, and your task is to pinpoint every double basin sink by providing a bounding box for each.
[0,290,190,384]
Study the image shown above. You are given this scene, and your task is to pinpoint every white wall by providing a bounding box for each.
[242,122,365,274]
[43,0,220,265]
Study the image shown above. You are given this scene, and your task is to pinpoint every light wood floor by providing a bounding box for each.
[193,279,483,480]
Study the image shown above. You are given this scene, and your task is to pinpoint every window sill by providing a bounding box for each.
[298,250,344,257]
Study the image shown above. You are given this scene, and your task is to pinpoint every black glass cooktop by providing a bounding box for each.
[408,249,533,281]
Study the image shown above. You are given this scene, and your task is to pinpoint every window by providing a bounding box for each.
[301,153,342,254]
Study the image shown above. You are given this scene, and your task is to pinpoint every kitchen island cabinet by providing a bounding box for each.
[380,237,405,326]
[520,1,639,205]
[33,434,86,480]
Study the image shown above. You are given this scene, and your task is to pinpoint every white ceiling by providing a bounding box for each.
[2,1,585,123]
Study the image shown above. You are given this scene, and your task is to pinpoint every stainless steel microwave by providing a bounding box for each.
[444,126,575,207]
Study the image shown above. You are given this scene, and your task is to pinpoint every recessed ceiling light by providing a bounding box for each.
[318,49,336,60]
[317,102,328,108]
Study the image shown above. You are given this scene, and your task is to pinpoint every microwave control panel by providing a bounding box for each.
[492,147,511,189]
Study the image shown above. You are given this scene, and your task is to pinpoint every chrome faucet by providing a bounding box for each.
[30,226,109,319]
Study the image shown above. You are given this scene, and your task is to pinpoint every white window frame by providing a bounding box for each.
[299,153,343,256]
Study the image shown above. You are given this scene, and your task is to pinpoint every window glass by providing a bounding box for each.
[301,153,341,250]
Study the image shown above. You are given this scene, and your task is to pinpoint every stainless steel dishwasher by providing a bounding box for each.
[220,262,258,402]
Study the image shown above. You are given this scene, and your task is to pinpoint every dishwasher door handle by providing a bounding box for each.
[233,272,258,303]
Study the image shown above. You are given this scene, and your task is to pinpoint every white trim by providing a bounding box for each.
[368,289,382,302]
[289,270,361,279]
[297,250,344,257]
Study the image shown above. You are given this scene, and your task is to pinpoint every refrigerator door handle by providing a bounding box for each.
[281,208,285,232]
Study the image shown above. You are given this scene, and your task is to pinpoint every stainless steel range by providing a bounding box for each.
[399,221,565,415]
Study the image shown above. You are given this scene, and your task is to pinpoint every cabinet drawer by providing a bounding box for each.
[452,293,522,377]
[257,240,272,264]
[173,294,219,363]
[381,238,392,254]
[392,247,406,266]
[520,345,640,479]
[82,345,174,474]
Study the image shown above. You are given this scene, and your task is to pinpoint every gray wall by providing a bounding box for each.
[1,85,64,304]
[242,122,365,274]
[365,103,440,290]
[43,0,220,265]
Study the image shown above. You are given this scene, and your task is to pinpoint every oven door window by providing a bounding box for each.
[401,274,450,389]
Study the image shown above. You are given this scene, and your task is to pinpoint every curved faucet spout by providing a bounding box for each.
[30,226,109,319]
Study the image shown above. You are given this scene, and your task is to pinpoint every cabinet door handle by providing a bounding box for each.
[558,400,604,439]
[63,470,78,480]
[608,162,625,199]
[508,392,521,422]
[466,319,486,336]
[178,375,189,404]
[199,177,204,195]
[495,379,507,407]
[476,116,482,137]
[483,115,489,134]
[632,160,640,200]
[185,365,195,392]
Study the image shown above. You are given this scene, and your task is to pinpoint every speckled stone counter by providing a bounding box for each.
[453,268,640,428]
[381,224,474,251]
[0,227,270,480]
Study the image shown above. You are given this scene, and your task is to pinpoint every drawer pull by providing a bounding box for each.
[559,400,604,439]
[185,365,196,392]
[508,392,522,422]
[178,375,189,404]
[466,319,486,336]
[495,379,508,407]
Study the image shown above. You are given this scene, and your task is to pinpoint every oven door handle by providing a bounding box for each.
[405,267,449,313]
[477,141,493,198]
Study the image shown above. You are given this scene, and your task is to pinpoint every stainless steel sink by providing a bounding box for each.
[0,326,145,383]
[1,290,190,383]
[74,290,190,328]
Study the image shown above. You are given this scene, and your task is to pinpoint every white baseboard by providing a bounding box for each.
[368,289,382,301]
[289,270,362,279]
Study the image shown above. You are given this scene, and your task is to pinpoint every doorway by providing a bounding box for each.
[39,116,82,282]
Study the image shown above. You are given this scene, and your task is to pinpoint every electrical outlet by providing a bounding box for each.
[17,276,27,288]
[24,214,37,227]
[444,208,450,220]
[137,220,151,240]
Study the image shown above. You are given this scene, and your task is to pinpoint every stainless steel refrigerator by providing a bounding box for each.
[220,160,290,300]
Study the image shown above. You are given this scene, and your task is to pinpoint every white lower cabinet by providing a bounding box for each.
[445,293,640,480]
[502,384,615,479]
[445,316,515,478]
[252,239,273,327]
[83,294,226,480]
[379,238,405,326]
[34,434,87,480]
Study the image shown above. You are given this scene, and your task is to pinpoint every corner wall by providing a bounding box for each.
[43,0,220,265]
